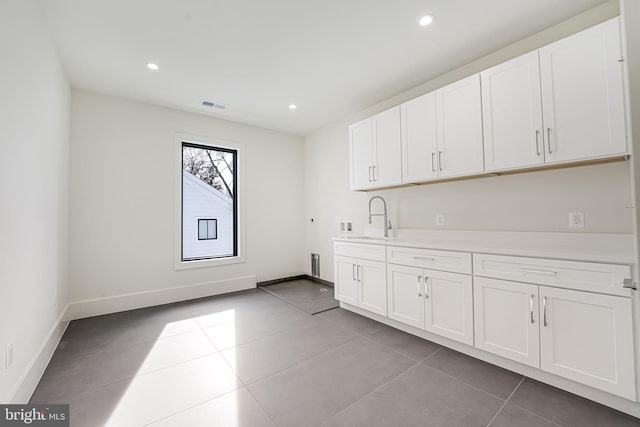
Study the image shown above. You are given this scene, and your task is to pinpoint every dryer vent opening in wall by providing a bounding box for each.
[311,253,320,278]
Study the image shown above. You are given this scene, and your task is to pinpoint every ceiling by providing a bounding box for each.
[39,0,609,136]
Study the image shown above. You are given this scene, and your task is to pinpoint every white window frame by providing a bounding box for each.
[174,132,246,270]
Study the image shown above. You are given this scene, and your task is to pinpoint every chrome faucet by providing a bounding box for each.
[368,196,392,238]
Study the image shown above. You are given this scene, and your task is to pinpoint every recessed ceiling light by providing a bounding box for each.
[419,15,435,27]
[146,62,159,71]
[289,104,297,110]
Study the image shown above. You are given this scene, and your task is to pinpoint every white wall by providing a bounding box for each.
[0,0,70,402]
[69,90,305,304]
[304,1,633,282]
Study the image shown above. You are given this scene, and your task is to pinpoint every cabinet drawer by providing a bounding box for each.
[334,241,386,262]
[387,246,472,274]
[473,253,631,297]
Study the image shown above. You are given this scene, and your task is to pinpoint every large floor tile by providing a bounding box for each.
[423,347,523,399]
[147,388,275,427]
[509,379,640,427]
[367,326,440,361]
[248,338,415,426]
[192,296,288,329]
[221,320,357,384]
[317,308,385,336]
[67,353,242,427]
[324,364,503,427]
[489,404,559,427]
[31,330,217,403]
[202,306,319,350]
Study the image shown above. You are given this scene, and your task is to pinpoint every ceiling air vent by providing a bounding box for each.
[201,100,227,110]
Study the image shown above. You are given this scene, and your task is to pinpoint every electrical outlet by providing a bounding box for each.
[6,344,14,370]
[569,212,585,228]
[435,214,445,227]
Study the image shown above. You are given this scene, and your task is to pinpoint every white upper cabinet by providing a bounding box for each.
[373,107,403,187]
[349,117,374,190]
[481,51,545,172]
[399,74,484,183]
[351,17,628,190]
[539,17,626,163]
[401,92,438,182]
[436,74,485,178]
[349,107,402,190]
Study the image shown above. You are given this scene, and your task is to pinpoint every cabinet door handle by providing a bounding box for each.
[535,130,541,156]
[529,294,534,324]
[357,265,362,282]
[522,268,558,276]
[424,277,429,299]
[352,264,356,281]
[368,166,372,182]
[547,128,552,154]
[431,152,436,172]
[438,151,444,171]
[372,165,377,181]
[417,275,422,297]
[543,296,548,327]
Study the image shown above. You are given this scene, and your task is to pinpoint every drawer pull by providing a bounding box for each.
[522,268,558,276]
[413,256,436,261]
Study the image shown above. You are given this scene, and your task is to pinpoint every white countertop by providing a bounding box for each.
[333,229,637,265]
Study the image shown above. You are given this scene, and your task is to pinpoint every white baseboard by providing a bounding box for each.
[8,306,70,404]
[65,275,257,320]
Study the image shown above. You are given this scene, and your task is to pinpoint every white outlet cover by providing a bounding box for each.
[436,214,445,227]
[568,212,585,228]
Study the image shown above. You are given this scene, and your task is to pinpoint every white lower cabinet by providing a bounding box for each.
[335,255,387,316]
[474,277,540,367]
[387,264,473,345]
[474,276,636,400]
[539,286,636,401]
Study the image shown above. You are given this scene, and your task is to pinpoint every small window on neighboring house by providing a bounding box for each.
[198,219,217,240]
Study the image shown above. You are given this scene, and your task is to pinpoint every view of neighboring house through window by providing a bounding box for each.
[182,142,237,261]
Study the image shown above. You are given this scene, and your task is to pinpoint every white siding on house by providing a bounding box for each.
[182,171,234,259]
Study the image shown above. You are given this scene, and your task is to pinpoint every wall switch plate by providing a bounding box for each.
[569,212,585,228]
[6,344,13,370]
[338,219,353,234]
[435,214,445,227]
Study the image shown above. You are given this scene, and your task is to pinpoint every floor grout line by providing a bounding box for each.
[486,376,525,427]
[321,360,422,425]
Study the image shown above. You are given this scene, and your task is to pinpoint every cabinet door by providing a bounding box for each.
[372,106,402,187]
[436,74,484,178]
[387,264,424,329]
[334,256,358,306]
[539,18,626,163]
[424,270,474,345]
[481,51,545,172]
[474,277,540,368]
[358,259,387,316]
[349,118,373,190]
[401,92,438,183]
[539,286,636,400]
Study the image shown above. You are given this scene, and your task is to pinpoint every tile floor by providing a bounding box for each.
[30,288,640,427]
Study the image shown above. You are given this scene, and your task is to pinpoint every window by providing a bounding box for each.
[176,136,241,266]
[198,218,217,240]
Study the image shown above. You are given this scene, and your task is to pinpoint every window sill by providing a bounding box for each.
[174,255,245,270]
